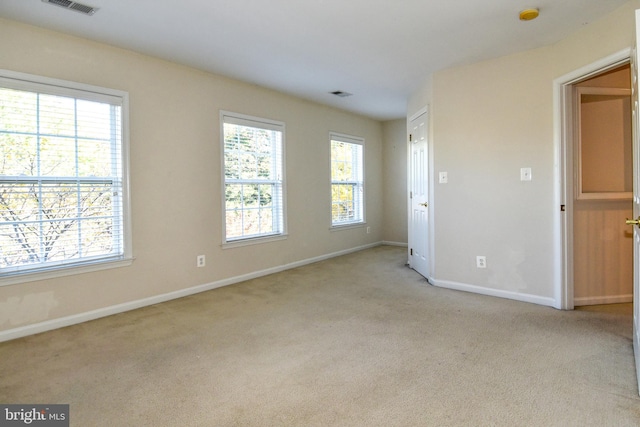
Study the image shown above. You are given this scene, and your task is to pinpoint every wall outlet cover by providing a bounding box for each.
[197,255,206,267]
[476,256,487,268]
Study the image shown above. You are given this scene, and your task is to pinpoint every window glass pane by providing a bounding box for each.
[47,222,80,263]
[76,100,112,140]
[258,184,273,207]
[39,94,76,136]
[81,218,115,257]
[225,208,243,239]
[0,134,37,176]
[240,152,258,180]
[242,209,261,236]
[332,184,355,222]
[0,182,38,219]
[257,154,273,178]
[224,151,240,179]
[0,88,38,133]
[78,139,112,177]
[40,137,77,176]
[259,207,274,232]
[244,184,260,207]
[225,184,243,209]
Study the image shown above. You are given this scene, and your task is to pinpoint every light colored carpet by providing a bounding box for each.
[1,246,639,426]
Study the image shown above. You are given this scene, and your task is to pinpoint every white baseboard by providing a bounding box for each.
[429,278,557,308]
[0,242,382,343]
[635,327,640,397]
[381,241,408,247]
[574,294,633,306]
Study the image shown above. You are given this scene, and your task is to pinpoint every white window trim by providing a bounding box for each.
[330,132,365,229]
[220,110,287,247]
[329,221,367,232]
[0,69,133,286]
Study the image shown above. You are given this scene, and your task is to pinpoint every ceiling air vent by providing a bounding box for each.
[330,91,353,98]
[42,0,99,16]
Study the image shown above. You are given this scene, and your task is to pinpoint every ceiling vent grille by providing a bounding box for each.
[42,0,99,16]
[330,91,353,98]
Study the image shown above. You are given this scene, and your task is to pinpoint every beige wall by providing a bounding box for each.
[0,18,394,335]
[382,119,408,244]
[408,0,640,305]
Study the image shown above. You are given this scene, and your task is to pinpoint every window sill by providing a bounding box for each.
[0,257,134,287]
[222,233,288,249]
[330,222,366,232]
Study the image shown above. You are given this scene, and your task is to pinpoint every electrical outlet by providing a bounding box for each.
[476,256,486,269]
[197,255,206,268]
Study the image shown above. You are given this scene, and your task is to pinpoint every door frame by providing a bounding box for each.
[554,48,631,310]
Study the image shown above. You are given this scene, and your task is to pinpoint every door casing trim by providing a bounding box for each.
[554,48,631,310]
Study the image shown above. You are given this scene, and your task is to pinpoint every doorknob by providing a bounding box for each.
[625,217,640,226]
[419,202,428,208]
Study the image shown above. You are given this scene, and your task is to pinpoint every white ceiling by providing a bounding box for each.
[0,0,631,120]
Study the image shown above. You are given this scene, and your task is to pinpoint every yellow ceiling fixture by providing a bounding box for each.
[519,8,539,21]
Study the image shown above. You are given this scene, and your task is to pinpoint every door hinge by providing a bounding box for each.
[410,248,413,256]
[409,134,413,142]
[410,191,413,199]
[561,204,566,212]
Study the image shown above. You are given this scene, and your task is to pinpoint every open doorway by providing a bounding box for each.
[555,49,632,311]
[555,49,638,395]
[572,64,633,307]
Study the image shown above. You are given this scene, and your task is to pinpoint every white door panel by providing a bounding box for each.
[409,110,430,279]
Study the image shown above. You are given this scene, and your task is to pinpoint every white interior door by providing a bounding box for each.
[408,110,430,279]
[630,9,640,394]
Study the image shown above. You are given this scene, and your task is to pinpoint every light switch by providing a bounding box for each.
[520,167,532,181]
[439,171,448,184]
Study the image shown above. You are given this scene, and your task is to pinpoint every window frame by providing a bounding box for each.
[220,111,287,247]
[330,132,365,229]
[0,69,133,286]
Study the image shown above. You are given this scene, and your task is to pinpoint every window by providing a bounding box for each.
[221,111,285,243]
[0,70,131,284]
[331,133,364,226]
